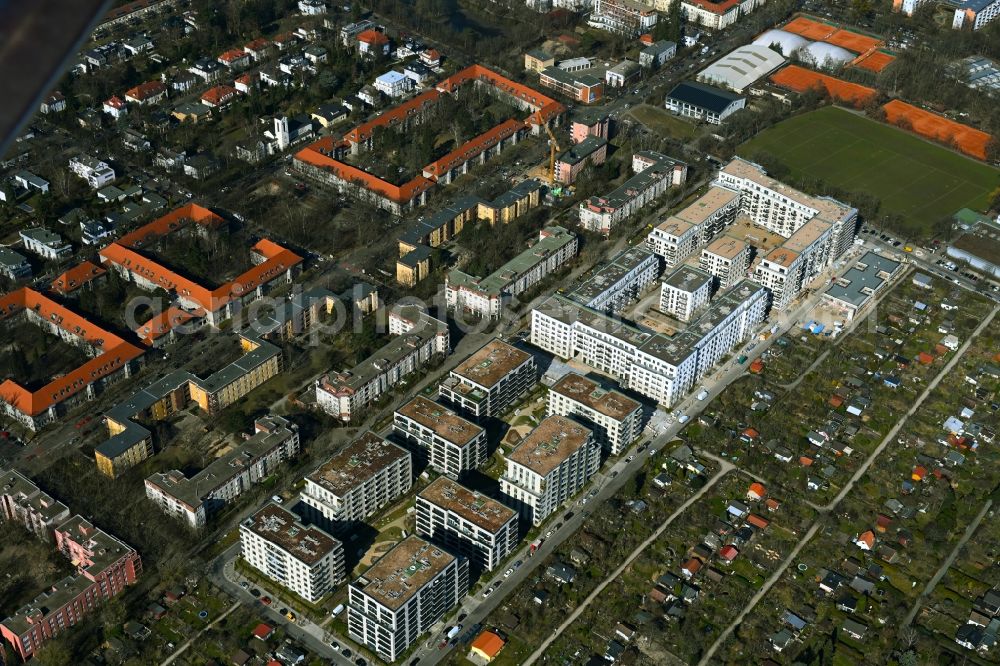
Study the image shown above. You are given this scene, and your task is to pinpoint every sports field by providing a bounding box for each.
[740,106,1000,235]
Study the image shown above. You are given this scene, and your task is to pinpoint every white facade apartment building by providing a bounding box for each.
[589,0,658,36]
[415,477,518,571]
[716,157,857,259]
[753,218,834,311]
[315,307,449,422]
[145,415,300,528]
[700,236,751,290]
[660,266,713,322]
[240,503,345,603]
[438,340,536,421]
[565,246,659,314]
[678,0,767,30]
[349,536,469,663]
[500,415,600,526]
[646,185,741,269]
[579,151,688,235]
[547,373,643,455]
[531,281,768,407]
[19,228,72,260]
[445,226,577,320]
[68,155,116,189]
[300,431,411,529]
[393,396,487,478]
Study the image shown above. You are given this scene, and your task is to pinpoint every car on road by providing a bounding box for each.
[356,659,367,666]
[482,586,494,598]
[239,581,249,589]
[343,648,352,657]
[250,588,261,598]
[581,497,588,505]
[555,522,563,530]
[677,413,690,424]
[271,495,283,504]
[610,470,619,478]
[589,489,598,497]
[330,641,340,650]
[626,455,634,462]
[504,567,514,578]
[545,529,554,538]
[260,596,272,605]
[514,559,523,568]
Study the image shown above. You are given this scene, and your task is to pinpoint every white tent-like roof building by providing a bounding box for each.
[697,45,787,93]
[800,42,854,68]
[752,29,809,56]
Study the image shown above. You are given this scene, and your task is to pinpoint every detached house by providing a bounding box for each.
[103,96,127,118]
[218,49,251,70]
[357,29,390,56]
[125,81,167,106]
[201,85,238,109]
[244,38,273,62]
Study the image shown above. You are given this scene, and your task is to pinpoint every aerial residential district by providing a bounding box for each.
[1,0,1000,665]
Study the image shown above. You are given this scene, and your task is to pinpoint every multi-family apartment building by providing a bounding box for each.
[19,228,72,260]
[349,536,469,662]
[0,476,141,661]
[589,0,658,35]
[565,246,660,314]
[68,155,116,188]
[753,218,834,311]
[645,185,741,268]
[393,396,487,478]
[948,0,1000,29]
[239,503,345,603]
[547,373,643,455]
[675,0,768,30]
[538,66,604,104]
[438,340,536,421]
[500,415,600,526]
[531,280,768,407]
[700,236,751,289]
[660,266,713,322]
[316,307,449,422]
[716,157,857,256]
[0,470,70,540]
[555,135,608,185]
[445,226,577,319]
[300,432,412,529]
[144,415,300,528]
[96,328,281,478]
[579,151,688,235]
[415,477,518,571]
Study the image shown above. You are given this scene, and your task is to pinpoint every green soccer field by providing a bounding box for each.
[739,106,1000,237]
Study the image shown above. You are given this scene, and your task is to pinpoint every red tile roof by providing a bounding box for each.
[245,37,272,52]
[125,80,166,101]
[423,118,523,179]
[105,95,126,109]
[134,306,203,346]
[100,204,303,314]
[856,530,875,549]
[51,261,107,295]
[470,631,505,658]
[747,514,769,529]
[685,0,741,14]
[252,623,273,640]
[682,558,702,574]
[218,49,249,64]
[436,64,565,127]
[357,29,389,46]
[295,136,434,204]
[720,545,738,561]
[748,482,767,499]
[918,351,934,364]
[201,85,238,107]
[0,288,145,416]
[345,90,441,144]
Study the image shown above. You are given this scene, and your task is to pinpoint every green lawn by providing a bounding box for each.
[628,104,697,139]
[740,106,1000,236]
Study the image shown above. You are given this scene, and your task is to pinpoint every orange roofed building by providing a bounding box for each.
[99,203,302,326]
[0,288,145,430]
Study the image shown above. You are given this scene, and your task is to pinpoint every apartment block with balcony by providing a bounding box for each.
[500,416,600,526]
[416,477,518,571]
[547,373,643,455]
[301,432,412,530]
[700,236,751,290]
[660,266,713,322]
[240,503,345,603]
[579,151,688,235]
[565,246,660,315]
[438,340,536,421]
[348,536,469,662]
[589,0,658,35]
[752,218,834,310]
[144,415,300,528]
[393,396,487,478]
[0,470,70,540]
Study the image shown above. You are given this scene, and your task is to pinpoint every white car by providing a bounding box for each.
[482,586,494,598]
[504,568,514,578]
[677,413,690,424]
[545,529,554,538]
[626,455,634,463]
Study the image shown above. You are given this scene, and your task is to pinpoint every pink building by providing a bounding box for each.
[571,111,609,144]
[0,474,141,661]
[555,136,607,185]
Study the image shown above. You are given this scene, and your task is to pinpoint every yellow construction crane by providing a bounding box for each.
[545,123,561,186]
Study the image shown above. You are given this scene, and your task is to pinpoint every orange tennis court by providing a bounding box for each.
[771,65,877,107]
[782,16,835,41]
[883,100,992,160]
[855,50,895,73]
[825,29,881,54]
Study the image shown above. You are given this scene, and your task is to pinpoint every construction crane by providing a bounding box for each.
[545,123,561,186]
